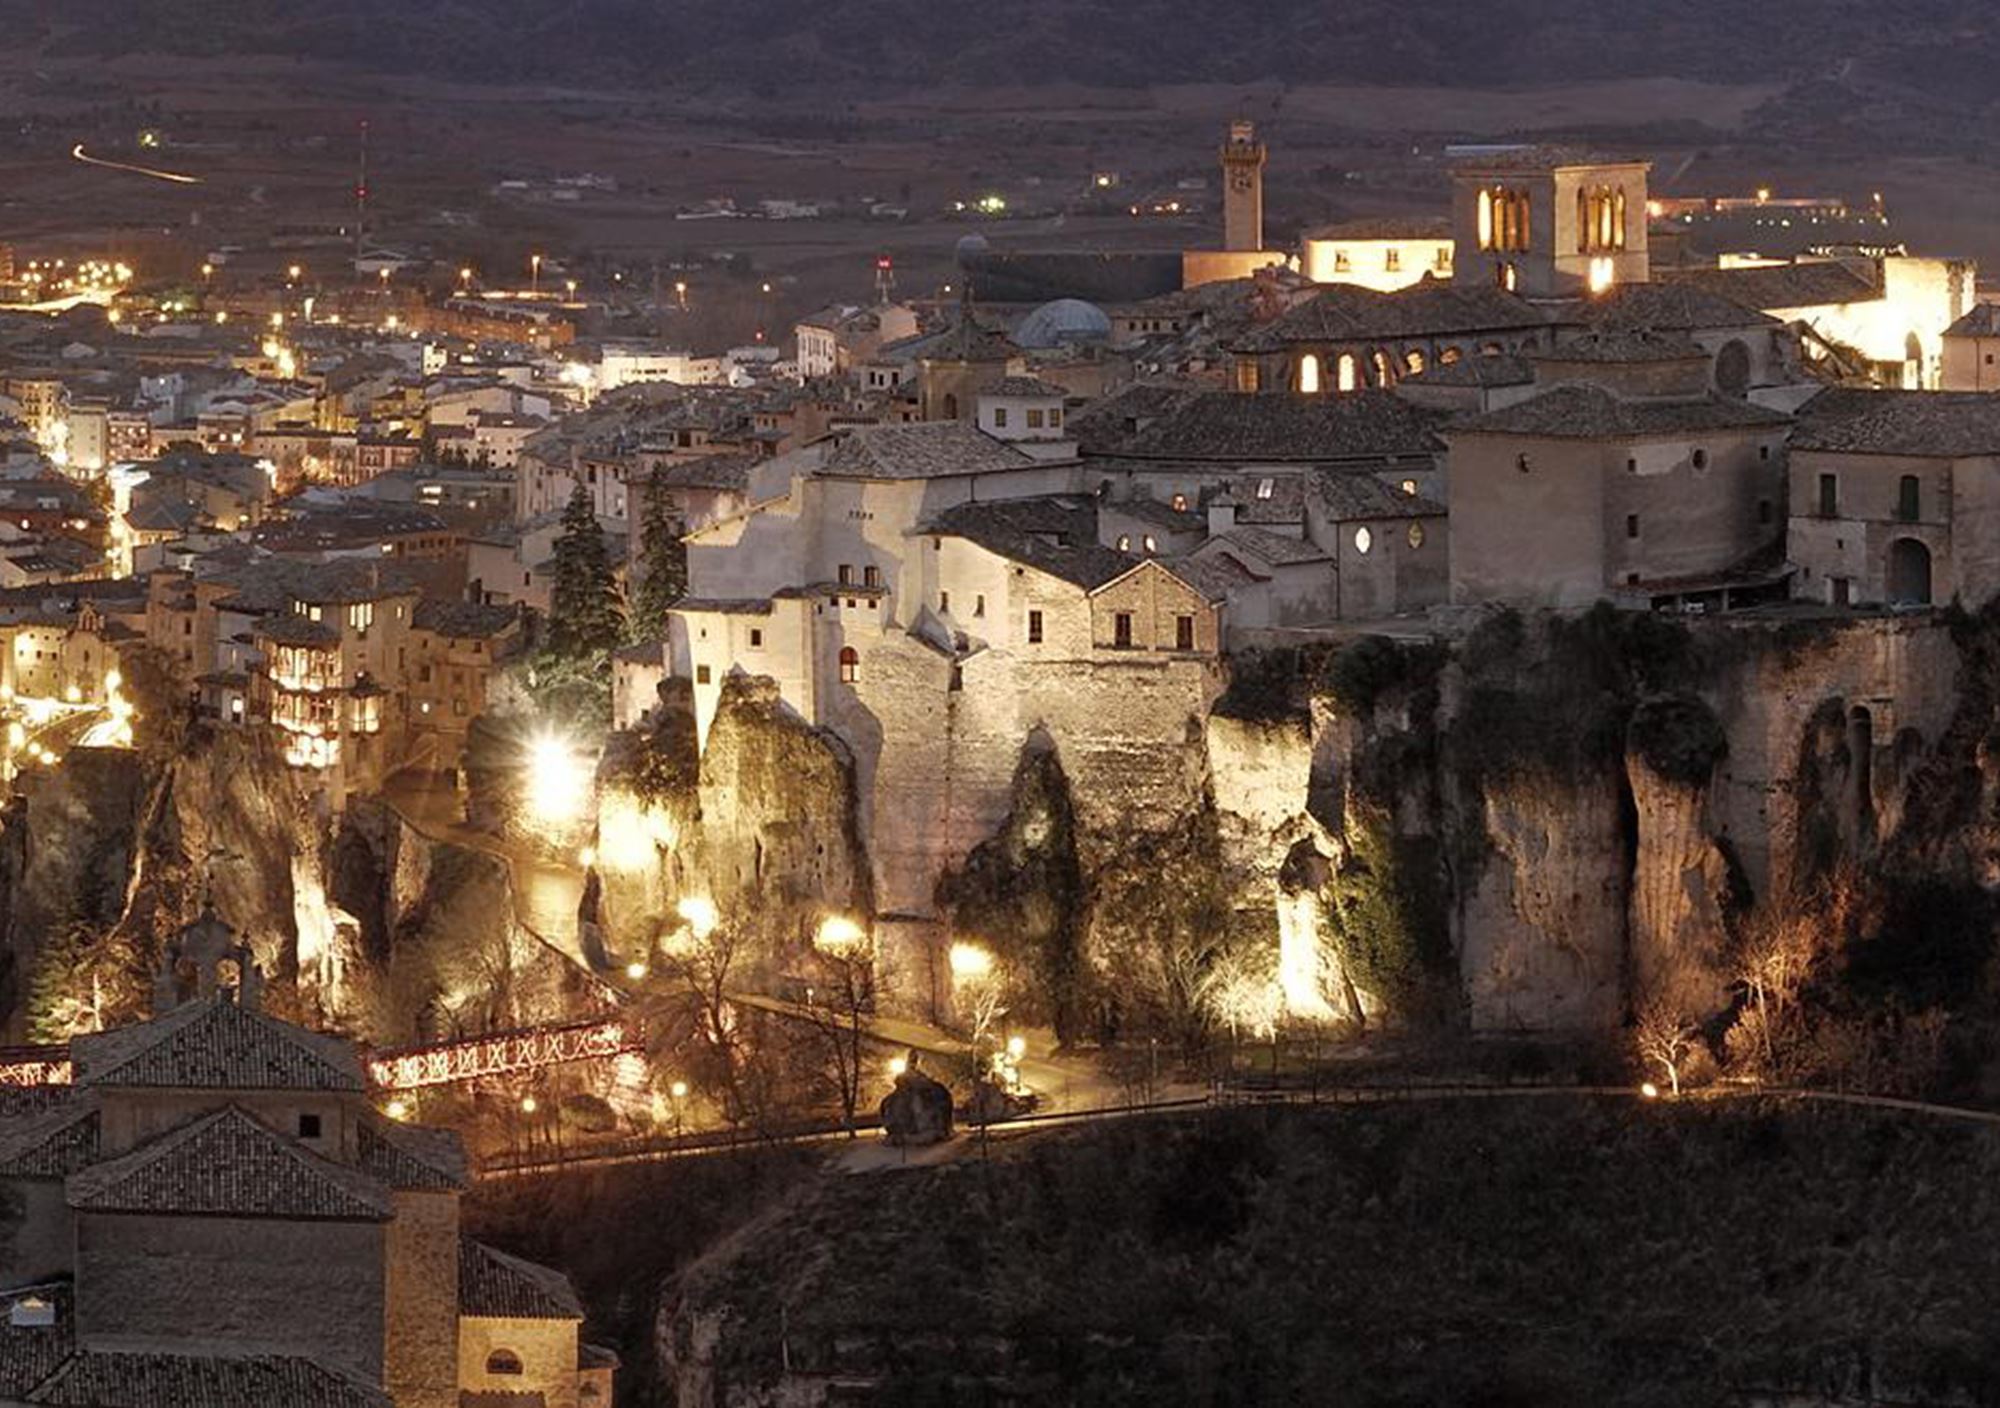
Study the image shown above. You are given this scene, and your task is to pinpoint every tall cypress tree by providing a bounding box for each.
[547,483,623,660]
[627,474,688,644]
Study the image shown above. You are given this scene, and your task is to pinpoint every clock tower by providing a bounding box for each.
[1221,119,1266,253]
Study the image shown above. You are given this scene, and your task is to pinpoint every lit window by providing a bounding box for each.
[1401,479,1417,496]
[1256,478,1275,500]
[696,664,711,684]
[1143,535,1156,552]
[1171,494,1188,513]
[1353,526,1372,554]
[1337,354,1357,392]
[839,646,859,683]
[1407,523,1425,550]
[1297,354,1321,395]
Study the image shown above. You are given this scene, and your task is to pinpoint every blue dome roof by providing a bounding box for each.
[1014,298,1112,349]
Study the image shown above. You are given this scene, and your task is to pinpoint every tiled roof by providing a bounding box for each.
[1791,388,2000,457]
[1398,353,1534,388]
[924,496,1135,590]
[0,1097,99,1178]
[255,614,341,647]
[1658,260,1881,312]
[1145,554,1255,603]
[1445,385,1793,439]
[1313,471,1446,520]
[26,1349,391,1407]
[412,599,519,639]
[357,1114,468,1192]
[647,452,759,492]
[70,994,365,1091]
[1569,281,1780,331]
[1207,525,1329,565]
[1231,282,1552,352]
[981,375,1069,398]
[672,597,774,616]
[1301,215,1453,241]
[67,1105,394,1221]
[1533,329,1707,364]
[815,422,1037,481]
[1072,387,1446,463]
[1105,497,1205,531]
[459,1392,548,1408]
[1945,304,2000,338]
[460,1239,585,1321]
[1228,473,1307,525]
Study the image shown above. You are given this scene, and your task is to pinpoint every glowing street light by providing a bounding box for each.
[676,895,719,940]
[459,266,474,289]
[815,914,868,954]
[669,1080,688,1100]
[1640,1081,1661,1100]
[520,1095,538,1114]
[530,253,543,294]
[948,941,993,981]
[287,264,302,282]
[624,960,648,981]
[385,1099,409,1121]
[1006,1035,1027,1061]
[888,1056,907,1078]
[524,729,589,825]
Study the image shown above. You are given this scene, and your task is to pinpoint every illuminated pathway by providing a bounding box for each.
[69,143,202,185]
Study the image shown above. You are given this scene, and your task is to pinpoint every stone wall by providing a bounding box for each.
[384,1190,461,1408]
[75,1211,386,1378]
[458,1314,579,1408]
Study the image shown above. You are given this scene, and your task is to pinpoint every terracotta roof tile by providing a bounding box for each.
[67,1106,394,1221]
[70,996,364,1092]
[1446,385,1792,439]
[459,1239,584,1321]
[815,422,1037,480]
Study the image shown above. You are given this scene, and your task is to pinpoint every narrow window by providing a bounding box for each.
[1337,354,1357,392]
[1027,610,1043,644]
[748,629,763,648]
[974,594,986,618]
[1026,408,1045,429]
[1384,248,1401,272]
[695,664,711,684]
[838,647,859,683]
[1626,514,1640,540]
[1758,499,1773,526]
[1175,614,1194,651]
[838,563,853,585]
[297,1113,322,1139]
[1898,474,1921,521]
[1297,354,1321,395]
[1113,612,1133,648]
[993,406,1008,428]
[939,591,950,614]
[1049,407,1063,427]
[1818,473,1838,517]
[863,565,881,588]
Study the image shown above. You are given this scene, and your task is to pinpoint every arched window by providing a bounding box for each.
[1439,345,1462,366]
[1372,350,1393,387]
[1477,188,1495,251]
[1297,353,1321,395]
[1898,474,1921,522]
[1888,538,1933,606]
[1575,189,1589,254]
[1612,189,1627,249]
[838,647,859,683]
[1404,349,1426,375]
[1337,353,1358,392]
[486,1350,524,1377]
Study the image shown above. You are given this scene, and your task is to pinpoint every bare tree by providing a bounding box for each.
[796,918,880,1136]
[1635,997,1697,1096]
[644,901,752,1126]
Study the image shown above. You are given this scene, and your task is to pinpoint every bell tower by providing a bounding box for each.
[1221,120,1266,253]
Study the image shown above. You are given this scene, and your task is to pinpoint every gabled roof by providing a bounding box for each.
[69,995,365,1092]
[814,422,1037,481]
[0,1097,98,1178]
[1445,385,1793,440]
[1791,388,2000,457]
[1103,554,1251,604]
[646,452,760,492]
[412,599,519,639]
[1072,386,1445,463]
[981,375,1069,399]
[1231,282,1552,352]
[1205,525,1330,566]
[66,1105,394,1221]
[460,1239,585,1320]
[1945,304,2000,339]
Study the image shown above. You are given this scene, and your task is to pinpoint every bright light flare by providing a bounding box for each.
[676,895,718,940]
[948,941,994,981]
[524,730,589,826]
[815,915,868,954]
[1641,1081,1661,1100]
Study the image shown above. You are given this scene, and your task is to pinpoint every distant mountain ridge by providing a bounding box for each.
[14,0,2000,96]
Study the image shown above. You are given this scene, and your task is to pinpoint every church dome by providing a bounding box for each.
[953,233,993,269]
[1014,298,1112,349]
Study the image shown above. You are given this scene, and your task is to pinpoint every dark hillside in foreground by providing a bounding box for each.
[635,1100,2000,1406]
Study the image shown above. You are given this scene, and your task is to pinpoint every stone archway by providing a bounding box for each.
[1887,537,1932,606]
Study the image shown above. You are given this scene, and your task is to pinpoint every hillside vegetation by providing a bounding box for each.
[661,1100,2000,1406]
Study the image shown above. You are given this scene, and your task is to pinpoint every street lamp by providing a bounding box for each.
[530,253,543,294]
[459,266,473,289]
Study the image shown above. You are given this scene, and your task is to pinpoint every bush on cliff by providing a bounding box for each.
[1627,692,1728,786]
[1325,802,1456,1024]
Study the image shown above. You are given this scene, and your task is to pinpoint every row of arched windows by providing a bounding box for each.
[1476,187,1531,252]
[1298,341,1537,393]
[1576,186,1628,253]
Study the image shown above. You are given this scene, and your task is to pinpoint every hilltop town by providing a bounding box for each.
[7,109,2000,1403]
